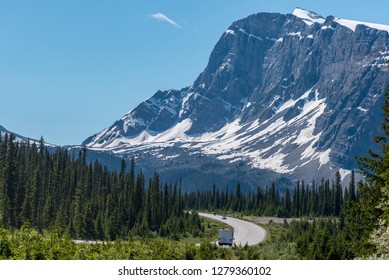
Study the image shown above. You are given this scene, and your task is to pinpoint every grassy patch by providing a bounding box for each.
[252,223,299,259]
[0,217,304,260]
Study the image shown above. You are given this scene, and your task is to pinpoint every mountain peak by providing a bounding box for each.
[83,8,389,190]
[292,7,325,26]
[293,7,389,33]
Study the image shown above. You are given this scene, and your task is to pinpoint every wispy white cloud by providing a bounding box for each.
[150,12,181,28]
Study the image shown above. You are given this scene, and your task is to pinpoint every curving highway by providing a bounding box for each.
[198,212,267,246]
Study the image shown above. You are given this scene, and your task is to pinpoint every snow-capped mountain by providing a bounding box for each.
[83,8,389,191]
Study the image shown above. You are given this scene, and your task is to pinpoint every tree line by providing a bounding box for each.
[0,131,362,239]
[0,135,202,240]
[184,171,358,218]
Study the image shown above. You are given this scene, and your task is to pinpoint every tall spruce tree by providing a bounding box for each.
[357,85,389,216]
[351,66,389,258]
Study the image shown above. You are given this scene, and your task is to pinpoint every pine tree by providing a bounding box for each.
[284,188,292,217]
[1,134,17,227]
[357,84,389,213]
[349,72,389,258]
[333,171,342,216]
[234,182,243,212]
[348,170,356,202]
[293,180,300,216]
[38,136,45,154]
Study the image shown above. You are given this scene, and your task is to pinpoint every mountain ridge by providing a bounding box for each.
[0,125,57,147]
[82,8,389,190]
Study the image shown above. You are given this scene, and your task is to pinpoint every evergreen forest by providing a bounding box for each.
[0,136,202,241]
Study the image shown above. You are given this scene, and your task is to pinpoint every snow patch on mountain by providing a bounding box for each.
[286,32,304,40]
[225,29,236,36]
[86,85,329,174]
[293,7,389,33]
[339,168,352,180]
[334,18,389,33]
[293,8,325,26]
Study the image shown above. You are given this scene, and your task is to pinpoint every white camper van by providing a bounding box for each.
[218,229,234,246]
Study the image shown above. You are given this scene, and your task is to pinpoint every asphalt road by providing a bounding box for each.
[198,212,267,246]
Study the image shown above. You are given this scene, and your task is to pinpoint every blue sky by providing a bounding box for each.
[1,0,389,145]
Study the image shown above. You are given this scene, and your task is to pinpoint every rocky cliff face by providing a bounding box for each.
[83,8,389,191]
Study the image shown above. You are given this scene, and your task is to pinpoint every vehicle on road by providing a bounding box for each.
[198,212,267,246]
[218,229,234,246]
